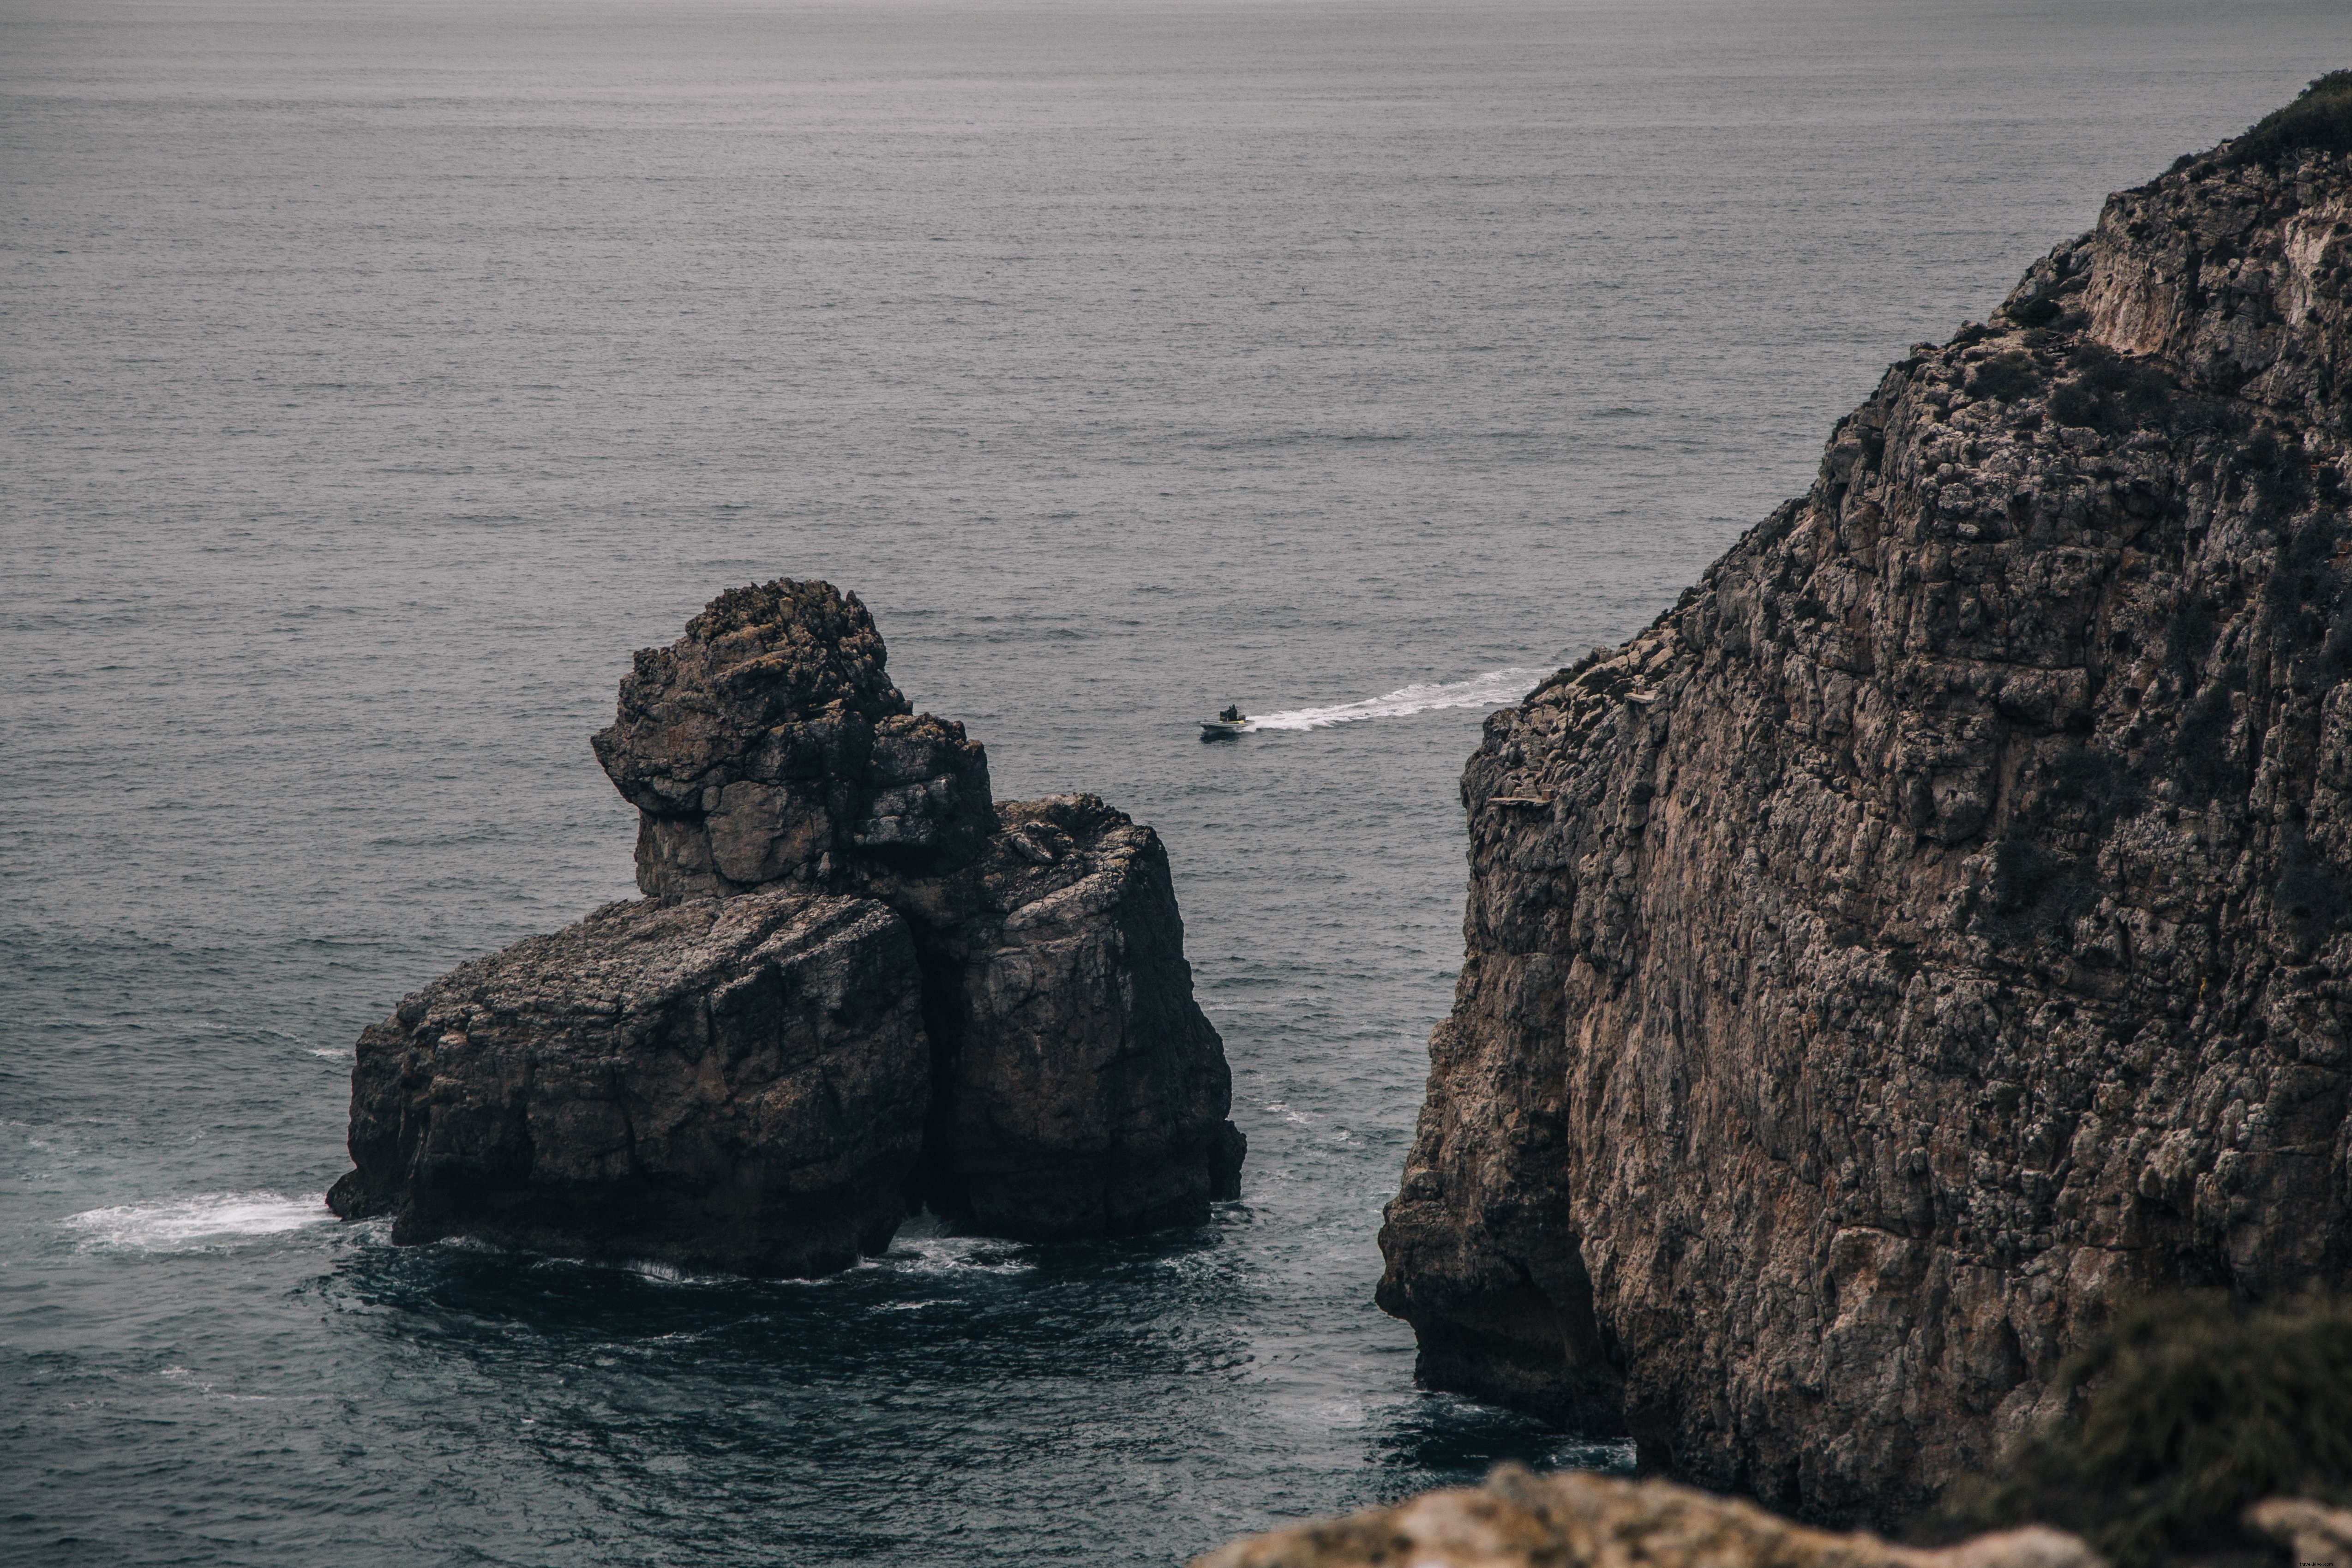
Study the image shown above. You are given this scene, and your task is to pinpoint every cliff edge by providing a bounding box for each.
[1378,77,2352,1520]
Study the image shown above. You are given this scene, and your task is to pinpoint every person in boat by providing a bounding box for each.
[1219,704,1243,722]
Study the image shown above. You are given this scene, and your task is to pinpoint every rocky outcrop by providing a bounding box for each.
[326,891,929,1276]
[865,794,1248,1238]
[330,580,1241,1270]
[1378,82,2352,1520]
[2248,1499,2352,1568]
[1191,1465,2099,1568]
[592,580,997,892]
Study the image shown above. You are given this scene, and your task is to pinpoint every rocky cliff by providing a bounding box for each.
[1192,1466,2096,1568]
[1190,1466,2352,1568]
[330,580,1242,1272]
[1378,78,2352,1521]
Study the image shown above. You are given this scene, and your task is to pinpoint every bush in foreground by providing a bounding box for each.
[1926,1292,2352,1568]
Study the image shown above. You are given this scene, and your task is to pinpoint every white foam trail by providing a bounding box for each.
[1245,668,1538,732]
[64,1192,330,1251]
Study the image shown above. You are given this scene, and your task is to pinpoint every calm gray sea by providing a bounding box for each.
[3,1,2344,1562]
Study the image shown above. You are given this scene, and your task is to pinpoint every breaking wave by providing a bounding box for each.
[1246,667,1538,732]
[63,1193,330,1251]
[876,1218,1034,1278]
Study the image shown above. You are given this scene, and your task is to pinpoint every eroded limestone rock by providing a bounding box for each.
[1191,1466,2100,1568]
[331,579,1241,1268]
[592,580,995,893]
[2247,1499,2352,1568]
[327,890,928,1277]
[1379,91,2352,1519]
[866,794,1247,1238]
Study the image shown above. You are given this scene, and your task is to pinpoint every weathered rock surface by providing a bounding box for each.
[326,890,928,1276]
[1191,1465,2099,1568]
[2247,1499,2352,1568]
[331,579,1240,1269]
[592,579,996,893]
[865,793,1246,1238]
[1378,86,2352,1520]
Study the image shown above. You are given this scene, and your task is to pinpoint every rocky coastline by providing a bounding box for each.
[1191,1466,2352,1568]
[1377,77,2352,1523]
[1192,1466,2098,1568]
[328,580,1243,1273]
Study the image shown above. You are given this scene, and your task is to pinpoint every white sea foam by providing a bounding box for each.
[63,1193,330,1251]
[880,1225,1034,1277]
[621,1259,739,1287]
[1245,668,1538,732]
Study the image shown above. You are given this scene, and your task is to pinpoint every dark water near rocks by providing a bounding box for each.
[3,1,2344,1561]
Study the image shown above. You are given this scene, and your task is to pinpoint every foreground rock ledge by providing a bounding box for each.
[1378,84,2352,1520]
[329,580,1242,1272]
[1191,1466,2098,1568]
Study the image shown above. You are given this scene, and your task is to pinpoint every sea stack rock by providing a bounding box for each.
[866,793,1246,1238]
[329,580,1242,1271]
[1378,78,2352,1522]
[592,579,997,892]
[327,893,929,1276]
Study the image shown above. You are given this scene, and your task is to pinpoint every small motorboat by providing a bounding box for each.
[1200,705,1249,739]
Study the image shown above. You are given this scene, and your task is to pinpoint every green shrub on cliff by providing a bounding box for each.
[2230,71,2352,166]
[1928,1292,2352,1568]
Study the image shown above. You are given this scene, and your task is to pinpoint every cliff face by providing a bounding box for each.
[330,581,1242,1272]
[1378,87,2352,1521]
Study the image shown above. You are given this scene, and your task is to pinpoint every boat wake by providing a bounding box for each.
[1247,667,1538,732]
[64,1192,330,1251]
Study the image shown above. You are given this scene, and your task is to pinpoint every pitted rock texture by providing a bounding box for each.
[1189,1464,2099,1568]
[593,580,996,893]
[333,579,1241,1268]
[1378,91,2352,1521]
[326,890,929,1277]
[864,794,1246,1239]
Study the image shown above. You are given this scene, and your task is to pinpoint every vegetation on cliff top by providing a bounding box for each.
[1926,1293,2352,1568]
[2238,70,2352,162]
[2178,70,2352,172]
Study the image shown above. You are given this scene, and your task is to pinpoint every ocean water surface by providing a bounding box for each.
[4,1,2345,1561]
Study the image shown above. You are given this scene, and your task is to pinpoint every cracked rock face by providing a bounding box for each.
[1378,94,2352,1520]
[866,795,1248,1239]
[331,580,1241,1270]
[593,579,996,891]
[326,891,929,1277]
